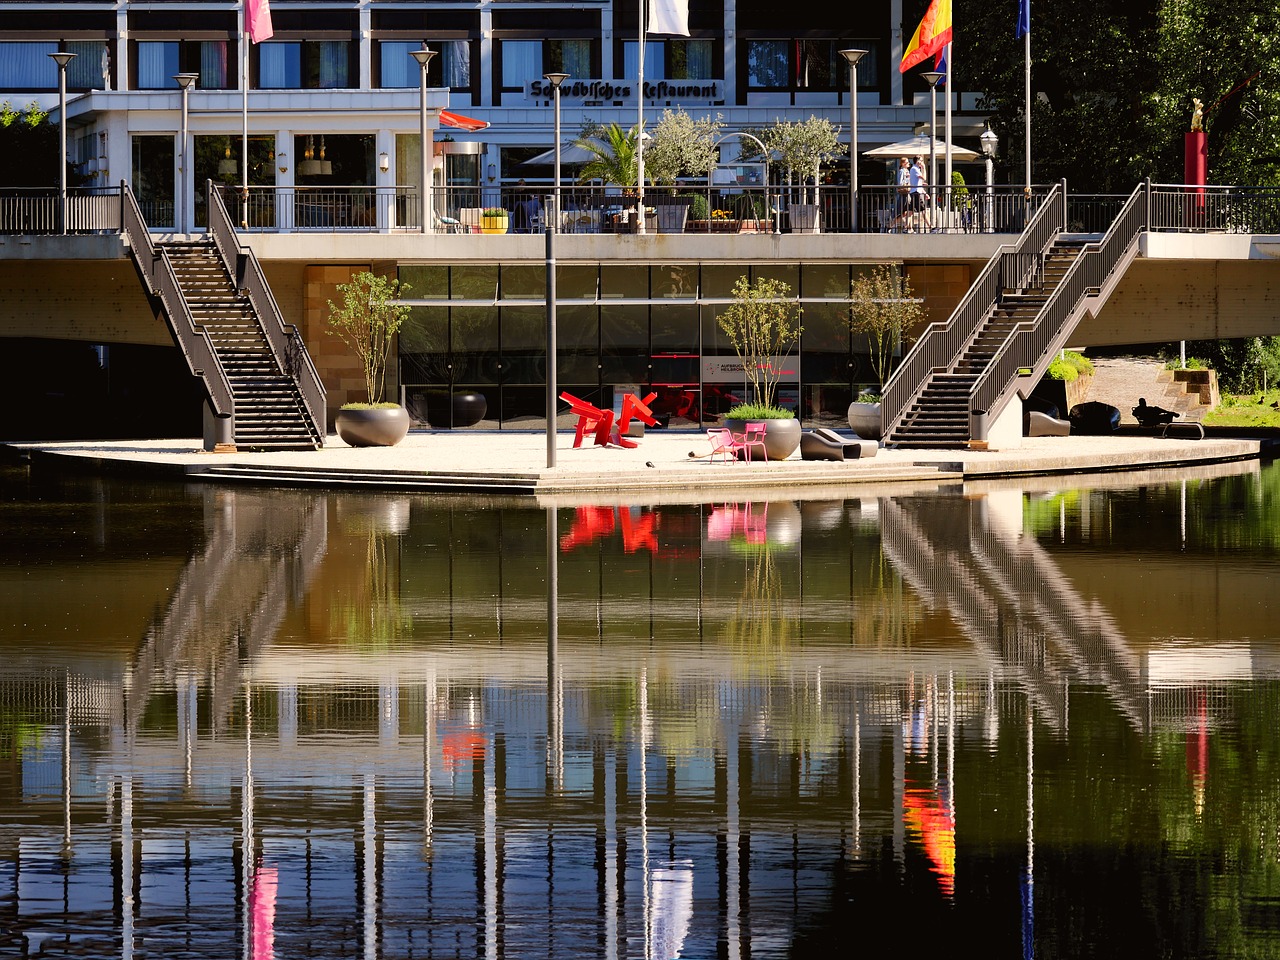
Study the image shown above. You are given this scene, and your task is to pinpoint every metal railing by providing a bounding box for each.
[219,184,421,232]
[880,181,1066,443]
[207,181,325,443]
[968,181,1150,440]
[1148,183,1280,234]
[0,185,122,235]
[120,183,235,419]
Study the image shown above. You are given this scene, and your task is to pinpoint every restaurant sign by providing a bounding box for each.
[526,78,724,103]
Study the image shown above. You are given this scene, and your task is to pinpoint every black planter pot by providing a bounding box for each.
[423,390,488,428]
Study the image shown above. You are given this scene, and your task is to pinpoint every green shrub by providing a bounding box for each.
[684,192,710,220]
[1047,357,1079,381]
[724,402,794,420]
[1165,356,1208,370]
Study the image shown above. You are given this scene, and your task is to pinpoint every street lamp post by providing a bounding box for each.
[542,72,568,470]
[980,126,998,234]
[410,47,437,234]
[174,73,199,234]
[920,70,945,224]
[48,52,76,235]
[838,49,867,233]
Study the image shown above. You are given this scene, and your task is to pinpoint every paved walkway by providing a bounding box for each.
[6,428,1271,503]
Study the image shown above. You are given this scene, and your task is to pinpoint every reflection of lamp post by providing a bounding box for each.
[48,52,76,235]
[174,73,198,233]
[920,70,944,215]
[543,72,568,225]
[838,49,867,233]
[410,47,437,234]
[980,125,998,234]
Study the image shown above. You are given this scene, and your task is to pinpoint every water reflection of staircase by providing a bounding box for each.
[126,489,328,734]
[880,493,1147,730]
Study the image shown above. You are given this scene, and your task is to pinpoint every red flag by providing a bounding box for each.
[900,0,953,73]
[247,0,274,44]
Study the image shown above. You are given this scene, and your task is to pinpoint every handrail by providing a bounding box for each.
[120,182,235,418]
[968,181,1150,439]
[207,181,326,443]
[880,181,1067,441]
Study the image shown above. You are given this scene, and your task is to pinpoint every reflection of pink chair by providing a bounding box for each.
[705,428,736,463]
[729,422,768,462]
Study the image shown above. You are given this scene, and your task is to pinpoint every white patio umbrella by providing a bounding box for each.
[862,134,979,162]
[524,130,651,167]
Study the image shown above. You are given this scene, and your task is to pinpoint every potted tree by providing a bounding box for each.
[328,270,413,446]
[716,275,804,459]
[764,117,845,233]
[846,263,923,438]
[644,108,722,232]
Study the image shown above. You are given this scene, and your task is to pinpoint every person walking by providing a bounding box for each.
[910,156,932,232]
[890,157,911,231]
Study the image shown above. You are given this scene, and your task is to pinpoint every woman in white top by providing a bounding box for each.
[909,156,932,231]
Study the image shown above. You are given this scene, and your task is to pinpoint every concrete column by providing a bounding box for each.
[723,0,737,105]
[479,5,494,107]
[275,129,294,231]
[359,6,373,90]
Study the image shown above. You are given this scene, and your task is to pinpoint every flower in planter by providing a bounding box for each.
[483,208,506,218]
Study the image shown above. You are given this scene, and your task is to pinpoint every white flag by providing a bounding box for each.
[648,0,690,36]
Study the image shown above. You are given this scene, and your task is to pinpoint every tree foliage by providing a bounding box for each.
[644,108,723,185]
[716,276,803,410]
[0,101,59,188]
[847,264,923,389]
[574,122,641,186]
[326,271,412,405]
[953,0,1280,189]
[762,116,846,185]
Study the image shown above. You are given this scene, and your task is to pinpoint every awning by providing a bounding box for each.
[862,134,979,162]
[440,110,490,132]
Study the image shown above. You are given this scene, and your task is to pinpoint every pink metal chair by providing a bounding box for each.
[729,422,768,463]
[705,427,736,463]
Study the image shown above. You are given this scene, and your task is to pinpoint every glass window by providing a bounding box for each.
[500,264,545,300]
[651,303,698,352]
[801,263,850,299]
[131,135,176,228]
[399,265,449,299]
[557,265,598,300]
[746,40,789,89]
[441,41,472,88]
[451,265,498,302]
[259,42,300,88]
[600,264,648,300]
[622,41,663,79]
[651,264,697,299]
[198,41,229,89]
[67,42,109,90]
[0,42,58,89]
[138,41,180,89]
[315,41,349,88]
[501,40,540,87]
[549,39,591,77]
[380,41,418,88]
[670,39,713,80]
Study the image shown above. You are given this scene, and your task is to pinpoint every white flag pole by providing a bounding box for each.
[1024,5,1032,192]
[944,40,952,229]
[636,0,646,232]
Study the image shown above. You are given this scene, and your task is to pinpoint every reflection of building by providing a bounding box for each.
[4,477,1280,952]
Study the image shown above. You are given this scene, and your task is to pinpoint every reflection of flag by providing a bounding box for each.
[250,863,278,960]
[903,785,956,896]
[648,0,690,36]
[247,0,274,44]
[900,0,953,73]
[1016,0,1031,38]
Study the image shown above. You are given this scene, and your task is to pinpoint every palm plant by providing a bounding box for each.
[574,122,641,187]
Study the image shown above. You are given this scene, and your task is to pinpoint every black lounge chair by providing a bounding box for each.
[800,428,879,461]
[1132,397,1180,427]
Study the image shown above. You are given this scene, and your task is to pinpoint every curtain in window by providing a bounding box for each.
[66,41,108,89]
[0,42,57,88]
[442,40,470,88]
[380,41,416,87]
[501,41,540,87]
[671,39,712,80]
[560,39,591,78]
[259,43,298,88]
[138,42,179,89]
[622,41,663,79]
[317,41,348,88]
[199,41,228,89]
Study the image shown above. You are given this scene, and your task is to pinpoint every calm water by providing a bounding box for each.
[2,457,1279,959]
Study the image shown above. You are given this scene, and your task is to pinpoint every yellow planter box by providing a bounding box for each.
[481,213,509,234]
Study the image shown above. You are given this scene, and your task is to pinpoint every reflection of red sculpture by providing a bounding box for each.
[903,785,956,896]
[560,506,616,551]
[560,391,658,448]
[619,508,657,553]
[442,729,487,771]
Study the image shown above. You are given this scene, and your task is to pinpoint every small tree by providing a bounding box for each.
[847,264,924,391]
[763,116,845,202]
[644,108,723,185]
[717,276,803,412]
[327,271,412,405]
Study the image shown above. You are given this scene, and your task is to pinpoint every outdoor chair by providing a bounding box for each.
[705,428,736,463]
[800,428,879,460]
[729,422,768,463]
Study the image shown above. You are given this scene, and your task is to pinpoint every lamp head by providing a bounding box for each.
[378,151,390,173]
[542,72,570,92]
[920,71,945,89]
[48,51,77,70]
[838,48,868,67]
[410,47,437,72]
[981,126,999,157]
[174,72,199,91]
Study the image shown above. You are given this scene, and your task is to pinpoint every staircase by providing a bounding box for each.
[888,238,1086,448]
[881,180,1151,449]
[162,240,321,450]
[121,182,325,451]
